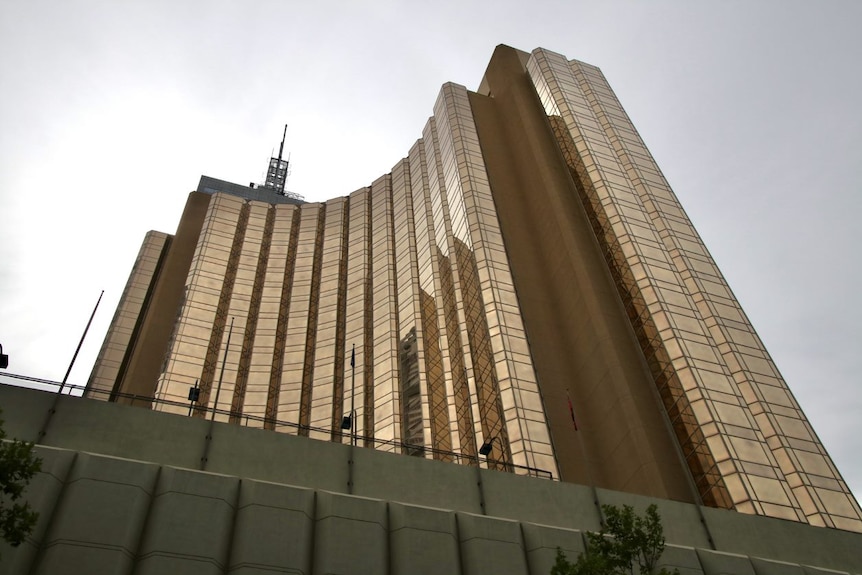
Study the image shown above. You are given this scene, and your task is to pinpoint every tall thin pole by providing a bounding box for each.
[277,124,288,162]
[211,317,234,421]
[350,343,356,447]
[59,290,104,395]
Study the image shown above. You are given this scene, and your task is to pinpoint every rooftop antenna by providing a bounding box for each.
[278,124,287,163]
[263,124,290,195]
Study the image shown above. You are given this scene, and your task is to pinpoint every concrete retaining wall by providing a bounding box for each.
[1,385,860,574]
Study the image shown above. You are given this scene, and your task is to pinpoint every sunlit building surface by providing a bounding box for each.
[86,45,862,532]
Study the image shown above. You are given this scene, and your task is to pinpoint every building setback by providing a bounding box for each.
[86,45,862,532]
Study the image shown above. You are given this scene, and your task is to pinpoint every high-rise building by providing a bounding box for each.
[86,45,862,532]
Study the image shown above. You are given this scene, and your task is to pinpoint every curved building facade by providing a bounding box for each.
[86,45,862,532]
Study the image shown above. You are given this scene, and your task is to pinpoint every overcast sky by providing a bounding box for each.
[1,1,860,501]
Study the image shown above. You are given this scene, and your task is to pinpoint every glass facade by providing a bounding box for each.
[86,231,169,400]
[135,82,559,477]
[526,47,862,530]
[89,45,862,532]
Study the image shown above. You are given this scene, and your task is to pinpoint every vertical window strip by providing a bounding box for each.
[198,201,250,418]
[331,198,350,441]
[546,112,733,509]
[298,204,327,434]
[266,206,301,429]
[230,204,276,423]
[363,188,374,446]
[410,137,452,456]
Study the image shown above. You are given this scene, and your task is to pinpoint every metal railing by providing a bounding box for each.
[0,374,555,480]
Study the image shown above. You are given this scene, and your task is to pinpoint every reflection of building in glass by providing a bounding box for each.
[87,45,862,532]
[398,327,424,455]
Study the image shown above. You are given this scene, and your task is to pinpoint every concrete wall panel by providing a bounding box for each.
[0,447,76,575]
[660,545,706,575]
[205,422,349,494]
[389,502,460,575]
[702,506,862,572]
[697,549,757,575]
[521,523,585,575]
[482,470,599,530]
[3,386,862,575]
[33,452,159,575]
[457,513,528,575]
[135,467,239,575]
[353,447,482,514]
[750,558,806,575]
[228,480,315,575]
[41,394,208,470]
[802,567,851,575]
[0,385,55,442]
[595,487,713,549]
[313,491,388,575]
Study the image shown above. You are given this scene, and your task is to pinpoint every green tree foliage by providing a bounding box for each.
[0,409,41,555]
[552,504,678,575]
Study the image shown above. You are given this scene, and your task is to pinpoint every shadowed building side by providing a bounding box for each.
[470,45,693,502]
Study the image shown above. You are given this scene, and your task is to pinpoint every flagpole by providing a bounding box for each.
[211,317,234,421]
[59,290,104,395]
[350,344,356,447]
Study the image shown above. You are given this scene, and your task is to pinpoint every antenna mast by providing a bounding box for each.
[263,124,290,195]
[278,124,287,162]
